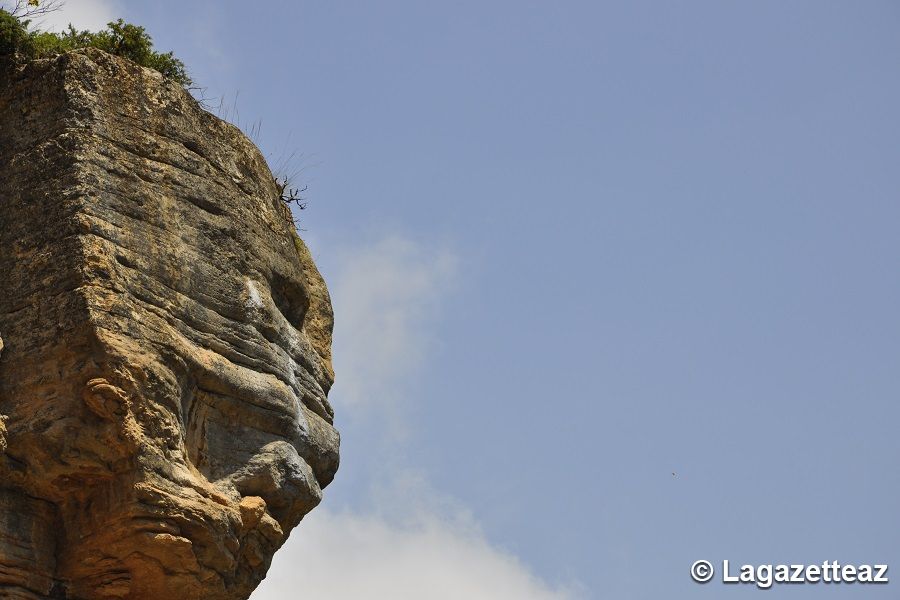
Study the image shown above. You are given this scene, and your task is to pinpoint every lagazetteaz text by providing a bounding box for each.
[722,560,888,589]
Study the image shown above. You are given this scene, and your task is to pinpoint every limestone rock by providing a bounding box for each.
[0,49,339,599]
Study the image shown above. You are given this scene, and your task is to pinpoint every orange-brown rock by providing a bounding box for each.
[0,49,339,599]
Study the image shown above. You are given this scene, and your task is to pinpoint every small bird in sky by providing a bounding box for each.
[671,472,676,477]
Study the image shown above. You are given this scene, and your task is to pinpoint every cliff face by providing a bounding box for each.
[0,49,339,599]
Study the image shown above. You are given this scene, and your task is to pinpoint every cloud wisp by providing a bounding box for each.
[329,234,458,415]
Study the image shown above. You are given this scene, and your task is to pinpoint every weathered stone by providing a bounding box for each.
[0,49,338,599]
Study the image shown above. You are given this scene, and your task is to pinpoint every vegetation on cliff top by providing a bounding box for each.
[0,5,191,85]
[1,2,310,220]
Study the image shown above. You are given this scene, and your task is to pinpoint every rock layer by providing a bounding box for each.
[0,49,338,599]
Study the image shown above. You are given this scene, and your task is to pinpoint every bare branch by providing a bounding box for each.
[1,0,64,19]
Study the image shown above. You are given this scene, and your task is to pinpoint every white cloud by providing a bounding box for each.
[23,0,120,32]
[254,485,580,600]
[329,235,458,414]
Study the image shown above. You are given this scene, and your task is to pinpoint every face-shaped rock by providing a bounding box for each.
[0,50,338,599]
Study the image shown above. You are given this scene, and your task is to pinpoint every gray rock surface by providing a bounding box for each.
[0,49,338,599]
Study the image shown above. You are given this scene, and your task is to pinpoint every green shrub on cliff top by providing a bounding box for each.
[0,9,29,55]
[0,10,191,86]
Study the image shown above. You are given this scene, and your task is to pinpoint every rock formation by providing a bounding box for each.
[0,49,339,599]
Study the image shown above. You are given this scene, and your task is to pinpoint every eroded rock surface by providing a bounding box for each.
[0,49,338,599]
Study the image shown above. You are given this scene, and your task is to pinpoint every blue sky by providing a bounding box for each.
[41,2,900,598]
